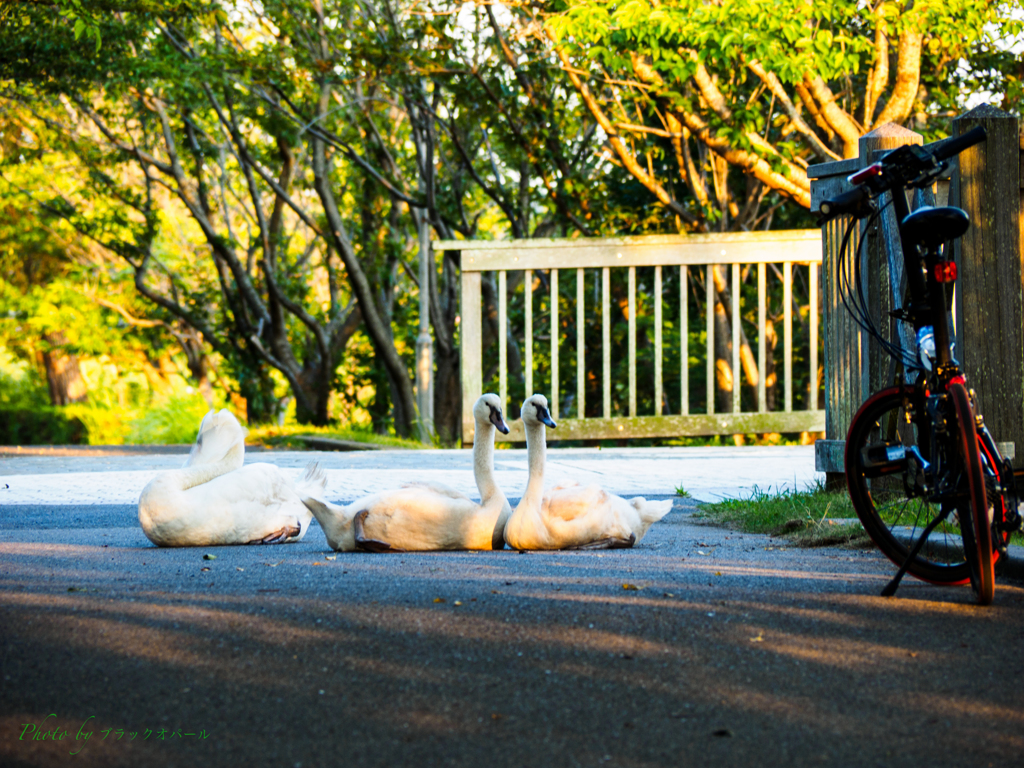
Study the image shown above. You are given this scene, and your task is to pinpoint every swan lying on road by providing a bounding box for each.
[138,409,323,547]
[503,394,672,550]
[301,393,512,552]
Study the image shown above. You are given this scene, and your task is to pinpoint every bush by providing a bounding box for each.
[0,407,88,444]
[128,391,213,444]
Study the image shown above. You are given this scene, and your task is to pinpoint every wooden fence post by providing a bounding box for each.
[459,263,483,446]
[951,105,1023,459]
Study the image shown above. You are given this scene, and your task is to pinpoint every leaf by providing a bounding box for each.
[622,583,642,590]
[433,597,446,603]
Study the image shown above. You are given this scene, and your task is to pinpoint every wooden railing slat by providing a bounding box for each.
[577,267,585,419]
[525,269,533,399]
[628,266,637,418]
[654,265,663,416]
[551,268,559,419]
[731,263,740,414]
[758,263,767,412]
[602,267,611,418]
[499,270,507,414]
[680,265,689,416]
[784,261,792,412]
[495,410,826,443]
[706,265,714,416]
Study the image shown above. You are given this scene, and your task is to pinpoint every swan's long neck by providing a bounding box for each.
[521,420,547,509]
[175,454,240,491]
[473,422,505,508]
[306,499,356,551]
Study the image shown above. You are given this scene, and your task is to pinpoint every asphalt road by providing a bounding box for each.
[3,497,1024,768]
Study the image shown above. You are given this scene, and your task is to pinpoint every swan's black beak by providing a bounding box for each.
[489,405,510,434]
[536,405,557,429]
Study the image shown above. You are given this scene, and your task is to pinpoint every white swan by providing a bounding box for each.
[301,394,512,552]
[503,394,673,550]
[138,409,324,547]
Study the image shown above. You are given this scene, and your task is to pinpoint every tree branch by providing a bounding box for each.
[746,59,840,161]
[803,74,861,158]
[873,23,922,127]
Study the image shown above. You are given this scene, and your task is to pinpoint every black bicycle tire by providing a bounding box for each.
[845,386,970,585]
[948,381,995,605]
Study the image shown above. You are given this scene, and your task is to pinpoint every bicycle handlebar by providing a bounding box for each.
[818,126,988,223]
[817,185,872,220]
[932,125,987,162]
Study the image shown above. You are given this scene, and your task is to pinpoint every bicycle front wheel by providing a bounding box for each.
[948,381,995,605]
[846,386,971,585]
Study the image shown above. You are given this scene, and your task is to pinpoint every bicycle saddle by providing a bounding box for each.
[901,206,970,251]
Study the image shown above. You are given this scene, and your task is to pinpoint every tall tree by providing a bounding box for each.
[547,0,1021,229]
[545,0,1020,413]
[0,4,372,425]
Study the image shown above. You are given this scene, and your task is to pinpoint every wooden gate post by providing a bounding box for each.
[951,105,1023,459]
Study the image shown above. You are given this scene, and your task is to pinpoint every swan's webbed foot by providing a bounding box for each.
[567,533,636,550]
[353,509,406,553]
[248,523,302,545]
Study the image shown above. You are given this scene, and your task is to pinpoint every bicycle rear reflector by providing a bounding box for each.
[934,261,957,282]
[849,163,884,185]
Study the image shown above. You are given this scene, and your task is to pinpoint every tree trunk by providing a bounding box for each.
[713,294,734,414]
[238,362,281,425]
[368,354,391,435]
[41,332,88,406]
[433,345,461,445]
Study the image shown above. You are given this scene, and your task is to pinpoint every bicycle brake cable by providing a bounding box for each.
[836,200,920,371]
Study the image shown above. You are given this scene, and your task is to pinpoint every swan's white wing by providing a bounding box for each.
[400,481,471,501]
[548,481,581,492]
[542,485,609,522]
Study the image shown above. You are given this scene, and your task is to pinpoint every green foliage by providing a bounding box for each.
[127,390,218,444]
[0,348,47,409]
[551,0,1022,129]
[0,350,87,444]
[0,407,88,444]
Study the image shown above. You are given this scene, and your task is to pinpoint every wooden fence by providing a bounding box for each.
[809,105,1023,477]
[436,231,826,445]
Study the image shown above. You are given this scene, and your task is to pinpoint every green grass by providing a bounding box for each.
[674,483,692,498]
[695,483,873,548]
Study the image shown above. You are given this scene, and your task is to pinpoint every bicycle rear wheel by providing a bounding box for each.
[846,386,971,585]
[948,381,995,605]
